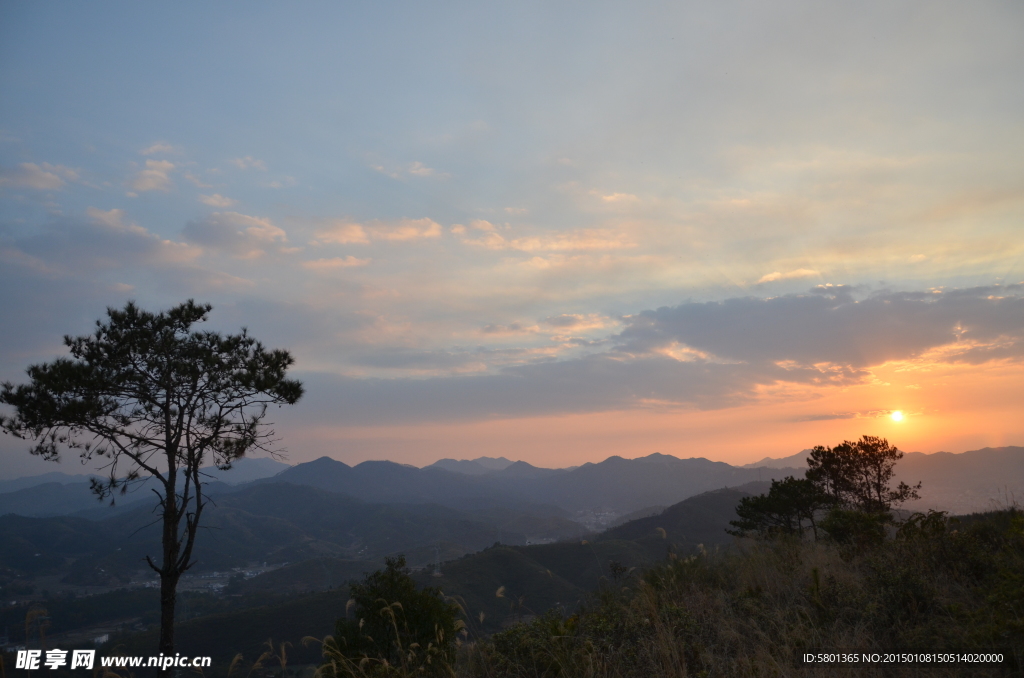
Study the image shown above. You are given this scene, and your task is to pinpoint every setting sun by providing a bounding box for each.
[891,410,905,422]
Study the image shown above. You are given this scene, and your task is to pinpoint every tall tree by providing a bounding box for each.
[0,300,303,667]
[806,436,921,513]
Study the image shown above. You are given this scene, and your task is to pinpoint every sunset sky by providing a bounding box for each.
[2,2,1022,478]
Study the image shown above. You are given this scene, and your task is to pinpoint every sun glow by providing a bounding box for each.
[891,410,904,422]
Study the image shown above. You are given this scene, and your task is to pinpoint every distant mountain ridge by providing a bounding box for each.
[0,471,100,494]
[427,456,515,474]
[0,456,290,518]
[3,447,1021,519]
[261,452,798,514]
[742,449,813,468]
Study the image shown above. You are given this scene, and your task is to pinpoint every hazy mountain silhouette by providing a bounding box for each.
[0,457,290,518]
[262,452,797,513]
[496,460,567,479]
[427,456,515,474]
[896,446,1024,513]
[739,445,1024,513]
[741,449,813,468]
[0,482,585,585]
[0,471,99,494]
[199,456,290,484]
[4,447,1020,522]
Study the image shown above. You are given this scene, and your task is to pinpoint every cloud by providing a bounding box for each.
[757,268,820,283]
[199,193,237,208]
[542,313,612,332]
[1,209,200,285]
[372,161,447,179]
[293,353,865,426]
[0,163,78,190]
[407,161,437,177]
[314,220,370,244]
[315,217,444,244]
[140,142,177,155]
[129,159,175,192]
[230,156,267,171]
[461,227,635,252]
[789,412,858,422]
[350,347,490,373]
[598,192,638,203]
[184,173,214,188]
[616,285,1024,369]
[480,322,537,336]
[86,207,148,236]
[302,256,371,270]
[265,176,298,189]
[182,211,288,257]
[370,218,443,241]
[370,165,400,179]
[278,285,1024,426]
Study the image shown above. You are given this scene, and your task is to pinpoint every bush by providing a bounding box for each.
[318,556,463,677]
[820,508,889,549]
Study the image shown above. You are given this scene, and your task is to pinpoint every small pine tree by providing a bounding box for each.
[322,556,462,677]
[728,476,830,539]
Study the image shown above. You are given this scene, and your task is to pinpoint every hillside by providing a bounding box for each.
[470,508,1024,677]
[415,485,758,630]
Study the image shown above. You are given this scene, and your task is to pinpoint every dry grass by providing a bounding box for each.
[457,510,1023,678]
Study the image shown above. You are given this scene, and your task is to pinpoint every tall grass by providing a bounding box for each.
[458,509,1023,677]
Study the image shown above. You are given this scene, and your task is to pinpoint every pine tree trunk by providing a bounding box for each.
[159,571,178,675]
[158,488,181,677]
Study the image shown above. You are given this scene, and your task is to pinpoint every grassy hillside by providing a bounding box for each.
[467,508,1024,677]
[100,589,349,673]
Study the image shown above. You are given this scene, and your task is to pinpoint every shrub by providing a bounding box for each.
[316,556,462,677]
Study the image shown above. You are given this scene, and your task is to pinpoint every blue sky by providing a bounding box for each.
[2,2,1023,477]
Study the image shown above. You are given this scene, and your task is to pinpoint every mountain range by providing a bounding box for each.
[3,446,1022,521]
[260,452,799,514]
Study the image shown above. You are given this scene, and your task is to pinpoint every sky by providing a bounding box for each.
[1,2,1023,478]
